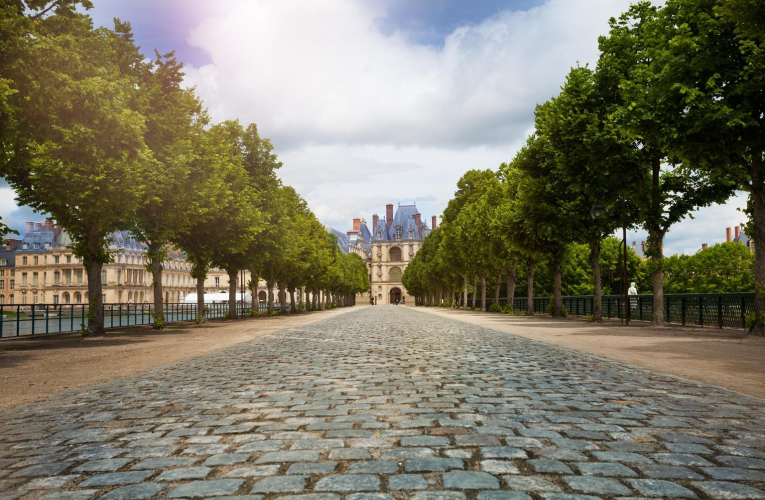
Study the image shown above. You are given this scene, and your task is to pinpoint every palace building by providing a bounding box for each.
[339,203,436,304]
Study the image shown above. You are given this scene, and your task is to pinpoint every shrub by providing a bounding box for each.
[440,301,453,308]
[269,310,279,317]
[488,303,503,313]
[745,311,765,330]
[153,314,165,330]
[586,314,596,322]
[250,310,263,318]
[547,301,569,317]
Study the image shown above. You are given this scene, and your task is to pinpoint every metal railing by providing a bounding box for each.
[471,293,756,330]
[0,301,274,338]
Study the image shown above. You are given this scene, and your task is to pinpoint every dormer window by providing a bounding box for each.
[394,226,403,239]
[376,230,383,239]
[408,229,414,239]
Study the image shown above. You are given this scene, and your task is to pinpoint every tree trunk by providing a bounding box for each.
[526,261,535,316]
[494,275,501,307]
[472,276,478,309]
[752,189,765,335]
[267,279,274,314]
[148,241,164,327]
[462,276,468,309]
[84,258,104,335]
[552,262,562,317]
[589,239,602,321]
[289,288,296,313]
[279,283,287,313]
[227,268,238,319]
[648,229,664,325]
[480,274,487,311]
[507,265,517,310]
[451,288,456,307]
[196,274,206,323]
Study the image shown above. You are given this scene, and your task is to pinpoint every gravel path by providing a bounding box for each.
[1,305,764,500]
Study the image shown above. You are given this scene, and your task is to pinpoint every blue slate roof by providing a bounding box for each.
[0,250,16,266]
[326,227,351,254]
[370,204,430,242]
[735,231,751,248]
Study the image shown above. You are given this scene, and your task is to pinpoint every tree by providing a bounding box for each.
[562,238,648,296]
[597,2,735,325]
[1,6,153,335]
[132,50,207,327]
[653,0,765,332]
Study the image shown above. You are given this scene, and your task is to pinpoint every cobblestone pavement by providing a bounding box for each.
[2,306,765,500]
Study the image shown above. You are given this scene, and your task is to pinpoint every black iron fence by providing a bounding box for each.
[475,293,755,330]
[0,301,272,338]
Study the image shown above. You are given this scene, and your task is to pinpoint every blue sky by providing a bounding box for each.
[2,0,746,255]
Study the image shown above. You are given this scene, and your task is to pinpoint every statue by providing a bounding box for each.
[628,282,638,295]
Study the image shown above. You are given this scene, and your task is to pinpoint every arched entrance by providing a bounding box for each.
[389,287,402,304]
[258,291,267,302]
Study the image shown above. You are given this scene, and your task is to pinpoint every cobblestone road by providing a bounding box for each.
[2,306,765,500]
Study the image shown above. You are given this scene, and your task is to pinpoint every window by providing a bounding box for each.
[376,230,382,239]
[33,272,38,286]
[389,267,403,281]
[54,271,60,285]
[8,295,13,304]
[215,277,220,287]
[33,293,38,304]
[0,295,4,304]
[9,280,14,290]
[408,229,414,239]
[66,255,72,263]
[102,294,106,303]
[33,243,39,249]
[33,256,38,265]
[389,247,402,262]
[0,260,5,266]
[0,280,4,289]
[22,256,27,265]
[53,295,59,304]
[394,226,403,239]
[101,270,107,284]
[0,269,3,276]
[54,255,60,264]
[21,273,27,286]
[76,270,83,284]
[21,291,27,303]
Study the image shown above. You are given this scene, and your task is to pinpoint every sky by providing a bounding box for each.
[1,0,748,255]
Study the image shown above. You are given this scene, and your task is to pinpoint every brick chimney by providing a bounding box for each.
[44,220,54,231]
[34,222,43,231]
[372,214,379,229]
[5,238,21,251]
[353,218,360,232]
[702,243,708,250]
[25,221,34,233]
[386,204,394,232]
[735,226,741,240]
[414,213,422,229]
[726,227,732,242]
[432,215,437,230]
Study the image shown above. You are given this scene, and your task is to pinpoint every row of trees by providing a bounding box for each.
[0,1,369,334]
[404,0,764,334]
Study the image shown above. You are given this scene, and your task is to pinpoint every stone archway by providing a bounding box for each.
[389,287,402,304]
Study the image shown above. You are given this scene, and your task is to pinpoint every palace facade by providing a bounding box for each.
[338,203,436,304]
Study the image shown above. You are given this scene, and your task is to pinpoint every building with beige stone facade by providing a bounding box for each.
[337,203,435,304]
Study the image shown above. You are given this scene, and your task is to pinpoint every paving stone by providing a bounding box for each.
[718,456,765,469]
[73,458,133,472]
[409,492,466,500]
[388,474,429,490]
[653,453,714,466]
[574,462,638,477]
[100,483,168,500]
[276,495,339,500]
[563,476,632,496]
[540,495,601,500]
[443,470,500,489]
[255,451,321,463]
[223,465,281,478]
[251,475,307,493]
[348,461,399,474]
[346,494,394,500]
[477,493,532,500]
[167,479,243,498]
[404,458,464,472]
[157,466,212,481]
[130,457,197,470]
[692,481,765,499]
[38,491,99,500]
[401,436,450,447]
[287,462,338,474]
[638,464,704,479]
[10,462,73,477]
[627,478,698,498]
[502,476,561,492]
[328,449,372,460]
[527,459,572,474]
[480,460,520,474]
[480,447,527,459]
[79,471,154,487]
[314,474,381,492]
[25,474,81,489]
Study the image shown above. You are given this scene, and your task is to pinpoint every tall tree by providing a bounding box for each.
[597,1,734,325]
[1,5,153,335]
[654,0,765,333]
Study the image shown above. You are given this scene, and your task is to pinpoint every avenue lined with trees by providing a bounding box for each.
[404,0,764,334]
[0,0,369,335]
